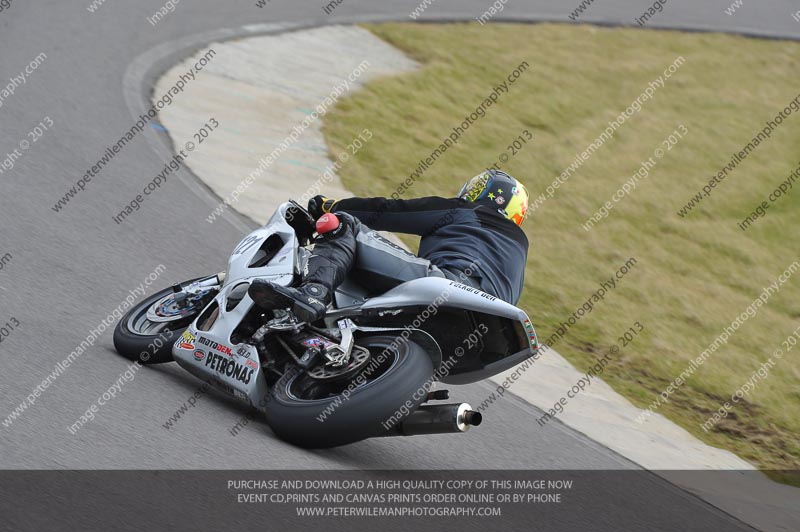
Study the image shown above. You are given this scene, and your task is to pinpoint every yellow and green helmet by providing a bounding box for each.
[457,170,529,226]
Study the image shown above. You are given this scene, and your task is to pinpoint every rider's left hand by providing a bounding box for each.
[308,195,338,219]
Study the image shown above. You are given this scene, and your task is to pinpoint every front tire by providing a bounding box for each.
[265,335,434,448]
[113,277,215,364]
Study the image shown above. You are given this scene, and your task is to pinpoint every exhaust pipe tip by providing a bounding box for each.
[462,410,482,427]
[455,403,481,431]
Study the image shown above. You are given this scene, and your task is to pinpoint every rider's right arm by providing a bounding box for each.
[332,196,468,236]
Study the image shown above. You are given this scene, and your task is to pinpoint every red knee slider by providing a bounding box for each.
[316,213,341,234]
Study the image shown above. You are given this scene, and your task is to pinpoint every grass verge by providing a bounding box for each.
[322,22,800,483]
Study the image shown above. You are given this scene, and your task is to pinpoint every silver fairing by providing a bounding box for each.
[361,277,527,321]
[360,277,538,384]
[172,203,306,410]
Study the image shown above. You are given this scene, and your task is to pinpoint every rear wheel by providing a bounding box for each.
[265,335,434,448]
[113,276,218,364]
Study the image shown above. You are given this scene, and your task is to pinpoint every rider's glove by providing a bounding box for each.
[308,195,338,220]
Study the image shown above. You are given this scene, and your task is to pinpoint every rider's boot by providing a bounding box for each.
[248,213,358,322]
[248,281,329,323]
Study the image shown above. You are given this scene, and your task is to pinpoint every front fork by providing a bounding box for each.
[171,272,225,310]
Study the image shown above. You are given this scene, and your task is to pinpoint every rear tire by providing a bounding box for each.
[265,335,434,448]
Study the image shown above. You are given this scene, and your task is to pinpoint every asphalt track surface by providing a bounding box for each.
[0,0,797,529]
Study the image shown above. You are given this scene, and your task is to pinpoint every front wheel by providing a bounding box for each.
[113,276,218,364]
[265,335,434,448]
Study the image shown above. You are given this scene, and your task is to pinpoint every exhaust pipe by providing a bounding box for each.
[386,403,482,437]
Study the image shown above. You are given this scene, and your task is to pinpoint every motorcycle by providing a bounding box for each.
[113,201,539,448]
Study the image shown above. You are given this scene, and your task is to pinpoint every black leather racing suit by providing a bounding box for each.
[303,196,528,305]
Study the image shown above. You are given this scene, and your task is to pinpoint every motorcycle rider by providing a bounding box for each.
[248,169,529,322]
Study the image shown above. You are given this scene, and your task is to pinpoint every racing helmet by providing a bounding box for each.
[457,169,529,226]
